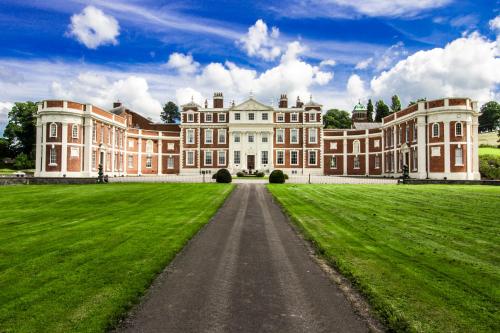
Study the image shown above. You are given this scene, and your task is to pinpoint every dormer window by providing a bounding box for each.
[49,123,57,138]
[277,113,284,122]
[205,113,213,122]
[218,113,226,122]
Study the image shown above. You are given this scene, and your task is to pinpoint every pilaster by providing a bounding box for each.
[417,116,427,179]
[61,123,68,175]
[444,120,450,176]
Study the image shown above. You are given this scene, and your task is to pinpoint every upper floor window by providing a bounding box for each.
[235,113,241,120]
[353,140,360,155]
[262,134,268,143]
[205,113,213,122]
[405,126,409,143]
[291,113,298,122]
[50,123,57,138]
[146,140,153,155]
[276,129,285,144]
[262,113,268,120]
[291,129,299,144]
[205,129,213,144]
[248,113,255,121]
[455,122,462,136]
[234,132,240,143]
[72,124,78,139]
[218,129,226,144]
[100,126,104,143]
[218,113,226,122]
[277,113,284,122]
[187,113,194,122]
[92,123,96,142]
[432,123,440,137]
[309,113,316,122]
[413,124,418,141]
[186,129,195,144]
[309,128,317,144]
[248,134,254,143]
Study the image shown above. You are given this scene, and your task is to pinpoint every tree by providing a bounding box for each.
[323,109,352,129]
[160,101,180,123]
[478,101,500,132]
[408,98,426,107]
[14,153,34,170]
[375,100,390,122]
[390,95,401,113]
[366,99,374,122]
[3,102,37,157]
[0,138,13,159]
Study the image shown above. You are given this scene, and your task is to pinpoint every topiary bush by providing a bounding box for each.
[216,168,232,183]
[236,171,245,177]
[256,171,265,177]
[479,154,500,179]
[212,172,218,180]
[284,173,289,180]
[269,170,285,183]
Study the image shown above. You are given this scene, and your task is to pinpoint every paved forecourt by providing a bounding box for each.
[116,184,369,333]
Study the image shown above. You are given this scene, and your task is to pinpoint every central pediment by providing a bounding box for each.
[231,98,273,111]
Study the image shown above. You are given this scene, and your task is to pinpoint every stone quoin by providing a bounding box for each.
[34,94,480,180]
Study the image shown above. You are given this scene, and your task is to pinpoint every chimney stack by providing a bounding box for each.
[279,94,288,108]
[213,92,223,108]
[113,101,122,108]
[296,96,303,108]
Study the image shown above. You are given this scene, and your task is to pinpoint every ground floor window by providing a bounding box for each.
[146,156,152,168]
[218,151,226,165]
[167,156,174,169]
[49,148,56,165]
[261,151,268,165]
[234,151,240,164]
[291,151,298,165]
[413,149,418,171]
[277,150,284,165]
[455,147,463,166]
[308,150,317,165]
[128,155,133,168]
[92,151,96,169]
[187,151,195,165]
[205,151,213,166]
[375,155,380,169]
[106,153,111,171]
[330,156,337,169]
[354,156,360,169]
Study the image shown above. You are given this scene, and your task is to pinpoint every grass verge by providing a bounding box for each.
[479,147,500,156]
[268,184,500,333]
[0,183,233,332]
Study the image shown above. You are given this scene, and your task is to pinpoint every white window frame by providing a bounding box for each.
[261,151,268,165]
[276,129,285,144]
[276,113,285,122]
[187,113,194,123]
[186,151,195,166]
[455,122,462,136]
[128,155,134,168]
[309,113,316,122]
[146,156,152,168]
[218,113,226,122]
[218,151,226,166]
[49,123,57,138]
[354,155,360,169]
[455,146,463,166]
[235,113,241,120]
[234,150,241,164]
[309,128,317,144]
[353,140,360,155]
[262,113,268,121]
[375,155,380,169]
[308,150,317,165]
[72,124,78,139]
[291,113,298,122]
[291,150,299,165]
[330,156,337,169]
[234,132,240,143]
[205,129,213,144]
[49,147,57,165]
[432,123,440,137]
[205,113,213,123]
[413,124,418,141]
[276,150,285,165]
[146,139,153,154]
[186,129,195,144]
[291,128,299,144]
[218,129,226,144]
[167,156,174,169]
[248,113,255,121]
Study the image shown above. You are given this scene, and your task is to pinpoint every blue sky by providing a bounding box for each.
[0,0,499,134]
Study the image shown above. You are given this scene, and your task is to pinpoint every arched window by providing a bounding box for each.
[72,124,78,139]
[432,123,439,137]
[49,123,57,138]
[146,140,153,154]
[455,122,462,136]
[353,140,360,155]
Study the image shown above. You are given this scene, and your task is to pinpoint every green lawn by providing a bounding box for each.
[0,183,233,333]
[268,184,500,333]
[479,147,500,156]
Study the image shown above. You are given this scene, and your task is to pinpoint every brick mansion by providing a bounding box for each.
[34,93,481,180]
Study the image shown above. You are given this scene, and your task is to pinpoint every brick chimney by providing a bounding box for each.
[296,96,303,108]
[279,94,288,108]
[113,101,122,108]
[213,92,223,108]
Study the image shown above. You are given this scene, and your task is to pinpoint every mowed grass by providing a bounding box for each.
[0,183,233,333]
[479,147,500,156]
[268,184,500,332]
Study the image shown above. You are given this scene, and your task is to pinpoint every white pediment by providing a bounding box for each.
[231,98,273,111]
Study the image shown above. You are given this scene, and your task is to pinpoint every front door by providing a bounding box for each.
[247,155,255,171]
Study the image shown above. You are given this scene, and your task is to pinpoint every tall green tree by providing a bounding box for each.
[408,98,426,107]
[374,100,390,122]
[390,95,401,113]
[3,102,37,157]
[0,137,13,158]
[478,101,500,132]
[366,99,374,122]
[160,101,180,123]
[323,109,352,129]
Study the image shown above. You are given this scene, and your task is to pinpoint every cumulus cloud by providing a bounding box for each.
[319,59,336,67]
[346,74,366,105]
[490,15,500,51]
[355,57,373,70]
[0,102,13,136]
[51,73,162,118]
[238,19,281,61]
[67,6,120,49]
[370,32,500,106]
[175,87,205,106]
[166,53,200,75]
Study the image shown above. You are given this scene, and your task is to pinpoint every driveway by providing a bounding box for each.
[116,184,369,332]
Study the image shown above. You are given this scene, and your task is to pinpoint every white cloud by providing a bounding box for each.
[238,19,281,61]
[374,42,408,71]
[355,57,373,70]
[0,102,14,136]
[175,87,204,106]
[489,15,500,32]
[67,6,120,49]
[166,53,200,75]
[51,73,162,118]
[319,59,336,67]
[370,32,500,106]
[346,74,366,105]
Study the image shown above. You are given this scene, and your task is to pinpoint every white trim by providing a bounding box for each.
[49,123,57,138]
[290,150,299,165]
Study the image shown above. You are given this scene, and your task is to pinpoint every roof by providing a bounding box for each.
[304,95,322,108]
[352,122,382,130]
[181,101,202,110]
[353,101,366,112]
[231,98,273,111]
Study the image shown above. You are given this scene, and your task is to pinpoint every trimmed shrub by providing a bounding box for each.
[256,171,265,177]
[479,154,500,179]
[212,172,218,180]
[236,171,245,177]
[269,170,285,183]
[284,173,289,180]
[216,168,232,183]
